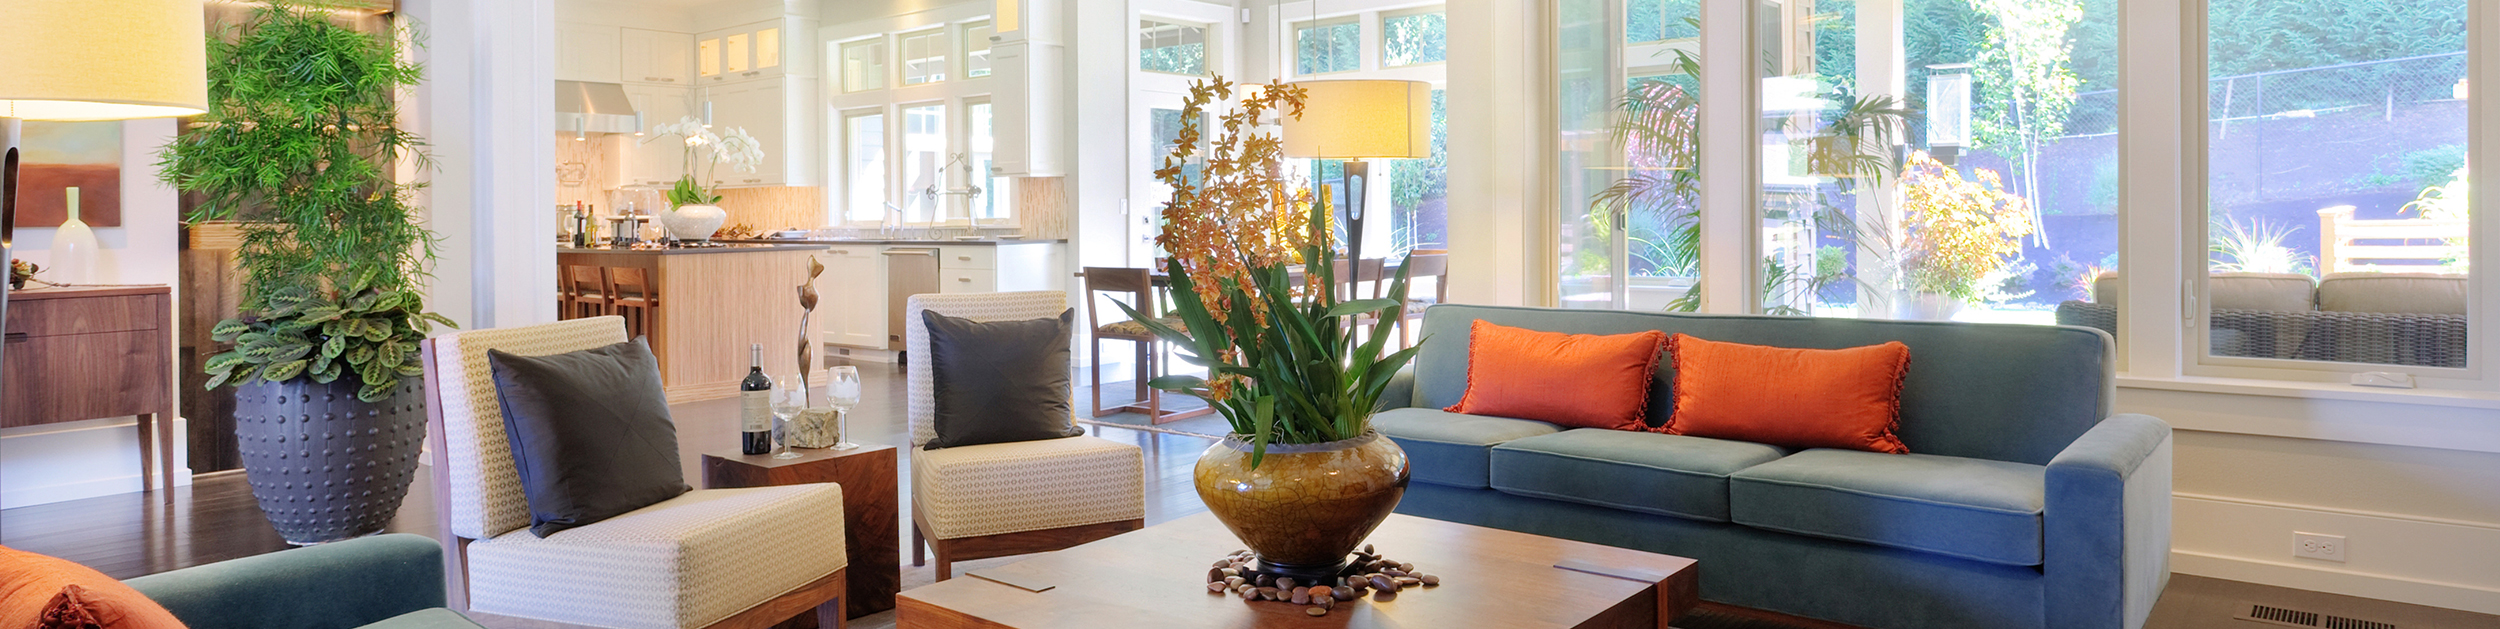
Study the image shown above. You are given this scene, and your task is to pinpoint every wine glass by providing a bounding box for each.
[827,366,861,450]
[771,374,806,459]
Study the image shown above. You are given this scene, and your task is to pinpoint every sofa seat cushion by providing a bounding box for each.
[1730,449,2046,567]
[914,435,1146,540]
[1374,408,1562,489]
[359,609,488,629]
[1491,429,1789,522]
[467,485,847,629]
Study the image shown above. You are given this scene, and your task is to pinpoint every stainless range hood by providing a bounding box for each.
[555,80,642,135]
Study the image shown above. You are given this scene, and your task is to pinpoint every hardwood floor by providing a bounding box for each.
[10,357,2500,629]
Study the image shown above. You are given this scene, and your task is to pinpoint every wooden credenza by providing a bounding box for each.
[3,285,178,492]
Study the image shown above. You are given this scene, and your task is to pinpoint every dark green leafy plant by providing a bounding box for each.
[160,2,448,402]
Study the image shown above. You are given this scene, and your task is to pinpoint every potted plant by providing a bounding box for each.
[159,3,452,545]
[1897,152,2036,320]
[1120,78,1422,585]
[640,117,764,241]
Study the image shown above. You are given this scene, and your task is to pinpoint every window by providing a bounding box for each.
[1150,107,1203,189]
[1558,0,1702,310]
[2201,0,2469,370]
[902,103,947,223]
[900,28,948,85]
[844,112,886,223]
[1381,11,1446,68]
[1390,90,1448,253]
[841,39,886,93]
[1139,19,1208,75]
[1296,20,1360,75]
[1750,0,2117,323]
[1624,0,1701,44]
[963,20,994,79]
[969,100,1010,221]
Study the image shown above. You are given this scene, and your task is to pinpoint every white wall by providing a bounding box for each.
[0,119,188,508]
[407,0,559,332]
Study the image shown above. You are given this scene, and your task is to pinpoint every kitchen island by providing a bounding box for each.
[557,244,830,402]
[724,238,1066,355]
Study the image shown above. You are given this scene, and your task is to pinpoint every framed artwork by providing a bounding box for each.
[19,120,122,227]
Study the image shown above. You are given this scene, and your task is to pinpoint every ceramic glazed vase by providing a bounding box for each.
[1194,430,1410,584]
[661,204,727,241]
[233,377,427,545]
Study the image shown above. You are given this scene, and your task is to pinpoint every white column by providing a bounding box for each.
[2116,0,2190,377]
[1444,0,1546,306]
[1067,0,1129,270]
[404,0,558,332]
[1697,0,1758,313]
[1855,0,1904,318]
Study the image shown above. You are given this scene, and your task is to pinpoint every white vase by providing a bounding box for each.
[48,189,98,285]
[661,204,727,241]
[1895,292,1966,321]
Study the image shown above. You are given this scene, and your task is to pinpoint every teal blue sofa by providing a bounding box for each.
[123,534,481,629]
[1376,305,2171,629]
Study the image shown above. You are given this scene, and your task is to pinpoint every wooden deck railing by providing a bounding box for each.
[2317,205,2466,273]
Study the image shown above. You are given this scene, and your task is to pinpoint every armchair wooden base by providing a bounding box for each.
[910,505,1144,582]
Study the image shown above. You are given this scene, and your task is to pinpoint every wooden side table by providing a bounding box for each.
[703,444,899,621]
[3,285,177,495]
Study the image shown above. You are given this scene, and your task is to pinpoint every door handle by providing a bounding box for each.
[882,249,937,257]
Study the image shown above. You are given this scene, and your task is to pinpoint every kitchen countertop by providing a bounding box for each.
[721,238,1067,246]
[557,243,833,255]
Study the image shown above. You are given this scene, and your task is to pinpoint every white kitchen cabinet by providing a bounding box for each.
[817,245,887,349]
[697,75,818,189]
[700,19,815,86]
[988,31,1063,176]
[619,28,693,86]
[554,23,622,84]
[939,244,1061,292]
[621,85,691,187]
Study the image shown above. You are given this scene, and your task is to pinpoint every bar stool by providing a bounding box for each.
[560,265,612,321]
[608,266,659,340]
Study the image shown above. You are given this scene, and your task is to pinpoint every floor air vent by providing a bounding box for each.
[2236,602,2398,629]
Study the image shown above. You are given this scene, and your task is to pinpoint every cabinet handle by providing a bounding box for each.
[956,277,972,283]
[956,256,972,261]
[4,332,26,344]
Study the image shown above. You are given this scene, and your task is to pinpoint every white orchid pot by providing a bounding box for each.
[662,204,727,241]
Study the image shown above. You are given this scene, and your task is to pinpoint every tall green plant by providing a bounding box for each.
[161,2,451,402]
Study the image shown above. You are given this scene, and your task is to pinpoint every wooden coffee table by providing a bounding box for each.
[896,512,1698,628]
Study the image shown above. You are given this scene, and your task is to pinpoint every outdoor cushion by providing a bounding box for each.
[2209,273,2316,312]
[1730,449,2046,567]
[2317,273,2466,314]
[1373,407,1561,489]
[1491,429,1789,522]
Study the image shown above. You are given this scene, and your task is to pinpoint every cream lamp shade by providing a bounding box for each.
[0,0,207,121]
[1281,79,1431,159]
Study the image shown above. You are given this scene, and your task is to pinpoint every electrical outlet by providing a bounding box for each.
[2294,532,2346,562]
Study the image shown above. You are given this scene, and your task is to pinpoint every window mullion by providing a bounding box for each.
[2471,0,2499,388]
[1696,0,1756,314]
[2117,0,2191,377]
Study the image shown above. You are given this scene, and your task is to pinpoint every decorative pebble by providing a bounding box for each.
[1209,582,1230,593]
[1255,574,1275,587]
[1277,577,1297,590]
[1398,562,1415,573]
[1213,558,1233,568]
[1290,589,1311,605]
[1318,594,1337,609]
[1208,568,1226,583]
[1363,543,1377,554]
[1238,587,1259,601]
[1332,587,1359,601]
[1221,568,1240,577]
[1395,576,1422,587]
[1309,586,1332,600]
[1226,576,1245,588]
[1307,607,1329,617]
[1373,589,1397,602]
[1420,574,1441,586]
[1370,575,1398,591]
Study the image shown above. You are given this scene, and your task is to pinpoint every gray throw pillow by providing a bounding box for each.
[922,308,1083,449]
[487,338,689,537]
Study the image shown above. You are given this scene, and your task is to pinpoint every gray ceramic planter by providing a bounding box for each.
[232,377,426,545]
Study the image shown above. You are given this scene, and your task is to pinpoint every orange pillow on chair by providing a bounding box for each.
[0,545,186,629]
[1662,334,1912,454]
[1444,320,1667,430]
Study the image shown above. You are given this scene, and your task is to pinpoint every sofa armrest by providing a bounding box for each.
[1379,365,1419,411]
[124,533,449,629]
[2043,414,2173,629]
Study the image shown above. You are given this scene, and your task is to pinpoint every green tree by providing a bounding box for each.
[1971,0,2081,246]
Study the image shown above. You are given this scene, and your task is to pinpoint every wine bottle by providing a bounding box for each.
[740,344,773,455]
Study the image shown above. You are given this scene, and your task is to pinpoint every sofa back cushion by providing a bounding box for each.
[1413,305,2113,465]
[2209,273,2316,312]
[1443,320,1665,430]
[2317,273,2466,314]
[1663,334,1911,453]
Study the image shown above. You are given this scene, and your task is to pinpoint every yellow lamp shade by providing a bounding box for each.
[1282,79,1431,160]
[0,0,207,121]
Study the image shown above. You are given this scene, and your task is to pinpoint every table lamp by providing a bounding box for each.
[1282,79,1431,272]
[0,0,208,417]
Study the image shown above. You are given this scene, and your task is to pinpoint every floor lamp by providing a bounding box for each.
[1282,79,1432,281]
[0,1,207,447]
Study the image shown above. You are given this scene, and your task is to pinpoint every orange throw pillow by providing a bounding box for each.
[1444,320,1667,430]
[0,546,186,629]
[1663,334,1912,454]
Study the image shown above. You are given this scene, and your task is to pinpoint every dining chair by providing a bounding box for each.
[420,316,848,629]
[1081,266,1208,424]
[1395,252,1450,348]
[906,291,1146,581]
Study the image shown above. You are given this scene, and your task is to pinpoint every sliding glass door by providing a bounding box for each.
[1558,0,1703,310]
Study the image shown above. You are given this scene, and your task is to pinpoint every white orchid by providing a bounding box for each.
[637,116,770,207]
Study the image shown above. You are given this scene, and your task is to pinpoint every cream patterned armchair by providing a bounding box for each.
[906,292,1147,580]
[420,316,849,629]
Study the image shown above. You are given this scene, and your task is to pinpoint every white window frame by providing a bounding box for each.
[838,37,888,94]
[824,3,1016,227]
[839,107,889,225]
[898,27,948,85]
[961,20,994,79]
[1293,17,1364,77]
[1138,18,1213,77]
[1379,7,1448,69]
